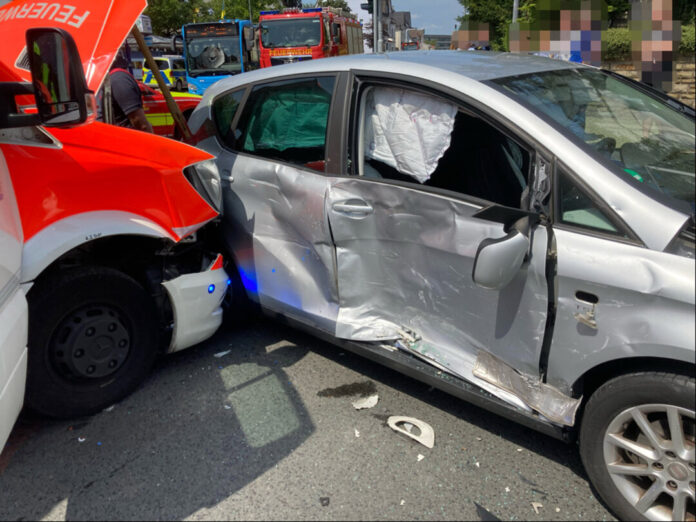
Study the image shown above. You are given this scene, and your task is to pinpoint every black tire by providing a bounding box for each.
[175,79,183,92]
[27,267,159,418]
[579,372,695,521]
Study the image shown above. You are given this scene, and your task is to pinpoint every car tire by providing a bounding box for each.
[26,267,159,418]
[579,371,695,522]
[176,79,183,92]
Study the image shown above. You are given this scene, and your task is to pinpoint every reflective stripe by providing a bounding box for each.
[145,113,170,126]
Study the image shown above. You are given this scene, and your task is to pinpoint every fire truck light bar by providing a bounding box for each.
[302,8,322,12]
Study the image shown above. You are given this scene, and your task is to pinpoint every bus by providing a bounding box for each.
[181,20,255,95]
[258,7,363,68]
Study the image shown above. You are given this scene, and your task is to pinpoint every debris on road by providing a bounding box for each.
[352,394,379,410]
[224,405,231,410]
[516,448,522,452]
[400,500,405,506]
[417,454,424,462]
[354,429,360,438]
[103,405,115,412]
[214,350,231,358]
[78,437,86,443]
[531,501,543,514]
[505,487,510,493]
[555,507,560,513]
[475,461,480,468]
[320,497,330,507]
[387,416,435,448]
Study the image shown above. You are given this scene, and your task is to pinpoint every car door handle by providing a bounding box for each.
[332,201,374,216]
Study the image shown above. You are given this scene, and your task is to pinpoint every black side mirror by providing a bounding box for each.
[242,26,255,52]
[26,27,94,127]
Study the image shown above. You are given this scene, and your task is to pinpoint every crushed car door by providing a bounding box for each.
[211,75,340,333]
[327,82,569,419]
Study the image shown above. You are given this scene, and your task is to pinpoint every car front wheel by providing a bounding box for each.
[580,371,695,521]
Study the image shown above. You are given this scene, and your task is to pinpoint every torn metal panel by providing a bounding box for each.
[215,153,339,333]
[329,178,549,380]
[473,351,581,426]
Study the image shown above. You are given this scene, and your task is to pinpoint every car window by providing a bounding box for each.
[557,170,621,234]
[155,59,168,70]
[213,88,246,147]
[233,76,336,172]
[356,85,530,209]
[494,69,695,211]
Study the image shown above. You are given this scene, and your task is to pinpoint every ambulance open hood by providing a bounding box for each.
[0,0,146,91]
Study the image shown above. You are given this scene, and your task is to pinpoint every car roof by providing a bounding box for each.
[203,50,581,102]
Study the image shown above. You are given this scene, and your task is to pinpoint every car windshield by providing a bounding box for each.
[260,18,322,48]
[186,36,241,77]
[493,68,695,210]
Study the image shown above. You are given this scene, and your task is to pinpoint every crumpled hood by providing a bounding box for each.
[0,0,146,90]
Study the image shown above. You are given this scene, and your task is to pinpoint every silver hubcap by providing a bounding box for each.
[603,404,695,521]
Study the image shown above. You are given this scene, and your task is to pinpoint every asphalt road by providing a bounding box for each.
[0,315,616,521]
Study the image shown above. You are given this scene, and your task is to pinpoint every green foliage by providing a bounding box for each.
[603,27,631,61]
[458,0,514,50]
[144,0,202,36]
[304,0,351,11]
[681,24,695,54]
[606,0,630,27]
[674,0,695,25]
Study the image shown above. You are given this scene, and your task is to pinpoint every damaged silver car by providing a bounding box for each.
[188,52,695,521]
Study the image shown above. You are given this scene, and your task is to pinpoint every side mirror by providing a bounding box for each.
[472,228,529,290]
[242,26,255,52]
[26,27,94,127]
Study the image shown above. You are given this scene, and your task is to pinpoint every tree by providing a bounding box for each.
[145,0,204,36]
[457,0,515,50]
[306,0,351,11]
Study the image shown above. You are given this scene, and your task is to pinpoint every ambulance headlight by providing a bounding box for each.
[183,159,222,213]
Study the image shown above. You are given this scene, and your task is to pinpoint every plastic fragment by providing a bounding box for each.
[476,437,482,441]
[505,487,510,493]
[555,507,560,513]
[475,461,480,468]
[417,454,424,462]
[354,429,360,438]
[78,437,86,443]
[517,448,523,452]
[214,350,231,358]
[224,405,231,410]
[103,405,115,412]
[400,500,405,506]
[352,394,379,410]
[531,502,543,514]
[387,416,435,448]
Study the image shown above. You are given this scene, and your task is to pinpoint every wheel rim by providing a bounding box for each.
[603,403,695,521]
[49,304,132,381]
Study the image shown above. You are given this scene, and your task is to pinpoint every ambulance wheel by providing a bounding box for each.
[26,267,159,418]
[175,79,183,91]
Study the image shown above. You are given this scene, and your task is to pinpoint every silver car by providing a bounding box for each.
[188,51,695,521]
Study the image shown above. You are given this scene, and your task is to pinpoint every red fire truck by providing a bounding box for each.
[258,6,363,68]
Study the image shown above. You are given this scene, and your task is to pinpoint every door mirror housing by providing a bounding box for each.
[26,27,94,127]
[472,228,529,290]
[242,25,255,52]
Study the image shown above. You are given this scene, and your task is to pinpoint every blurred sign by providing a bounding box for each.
[184,22,239,38]
[136,14,152,35]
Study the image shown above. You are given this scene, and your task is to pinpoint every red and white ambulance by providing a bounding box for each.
[0,0,228,443]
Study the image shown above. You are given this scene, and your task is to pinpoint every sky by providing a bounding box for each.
[345,0,463,36]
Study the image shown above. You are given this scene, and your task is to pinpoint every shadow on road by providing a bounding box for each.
[0,316,314,520]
